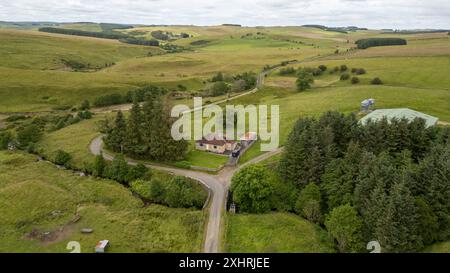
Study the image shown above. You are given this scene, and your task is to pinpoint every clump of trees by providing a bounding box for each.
[355,38,407,49]
[151,30,171,40]
[130,176,207,209]
[276,111,449,252]
[296,68,314,91]
[205,72,257,96]
[231,165,274,213]
[91,153,151,185]
[279,67,296,76]
[103,95,188,161]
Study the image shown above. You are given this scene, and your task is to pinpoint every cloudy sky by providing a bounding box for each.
[1,0,449,29]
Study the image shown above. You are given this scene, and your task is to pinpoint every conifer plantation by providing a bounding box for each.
[277,112,450,252]
[104,95,188,161]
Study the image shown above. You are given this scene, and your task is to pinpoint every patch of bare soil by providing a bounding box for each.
[23,214,81,245]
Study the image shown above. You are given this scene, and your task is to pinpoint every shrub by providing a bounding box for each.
[6,115,29,122]
[295,183,323,223]
[340,73,350,80]
[354,68,366,75]
[17,124,42,148]
[351,77,360,84]
[318,65,327,72]
[54,150,72,166]
[0,131,13,150]
[371,77,383,85]
[279,67,296,76]
[340,65,348,72]
[210,81,230,96]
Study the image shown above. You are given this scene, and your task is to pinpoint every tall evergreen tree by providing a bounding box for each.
[105,110,127,152]
[124,98,144,156]
[374,176,422,252]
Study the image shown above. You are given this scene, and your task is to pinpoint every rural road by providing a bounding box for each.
[89,136,283,253]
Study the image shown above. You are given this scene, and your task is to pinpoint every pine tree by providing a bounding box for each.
[106,154,129,183]
[93,152,106,177]
[322,142,363,211]
[374,176,422,252]
[124,98,144,156]
[419,146,450,240]
[141,95,187,161]
[105,111,127,152]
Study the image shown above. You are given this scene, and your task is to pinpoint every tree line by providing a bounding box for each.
[93,85,167,107]
[38,27,159,47]
[231,111,449,252]
[355,38,407,49]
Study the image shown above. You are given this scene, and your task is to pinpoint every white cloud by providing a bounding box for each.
[0,0,449,29]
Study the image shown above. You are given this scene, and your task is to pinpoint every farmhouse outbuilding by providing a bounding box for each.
[195,134,238,154]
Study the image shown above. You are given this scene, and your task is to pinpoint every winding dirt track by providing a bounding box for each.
[89,136,282,253]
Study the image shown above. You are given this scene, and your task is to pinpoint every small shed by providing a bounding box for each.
[359,108,439,128]
[95,240,109,253]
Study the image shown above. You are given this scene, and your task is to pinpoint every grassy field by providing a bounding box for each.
[423,241,450,253]
[0,26,342,112]
[36,115,103,169]
[0,151,206,253]
[224,212,334,253]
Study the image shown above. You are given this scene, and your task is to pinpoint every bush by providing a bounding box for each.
[354,68,366,75]
[340,65,348,72]
[340,73,350,80]
[295,183,323,223]
[17,124,42,148]
[279,67,296,76]
[80,100,90,110]
[371,77,383,85]
[210,81,230,96]
[351,77,360,84]
[318,65,327,72]
[77,111,93,120]
[0,131,13,150]
[54,150,71,166]
[6,114,29,122]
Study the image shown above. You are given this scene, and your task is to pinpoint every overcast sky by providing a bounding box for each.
[1,0,449,29]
